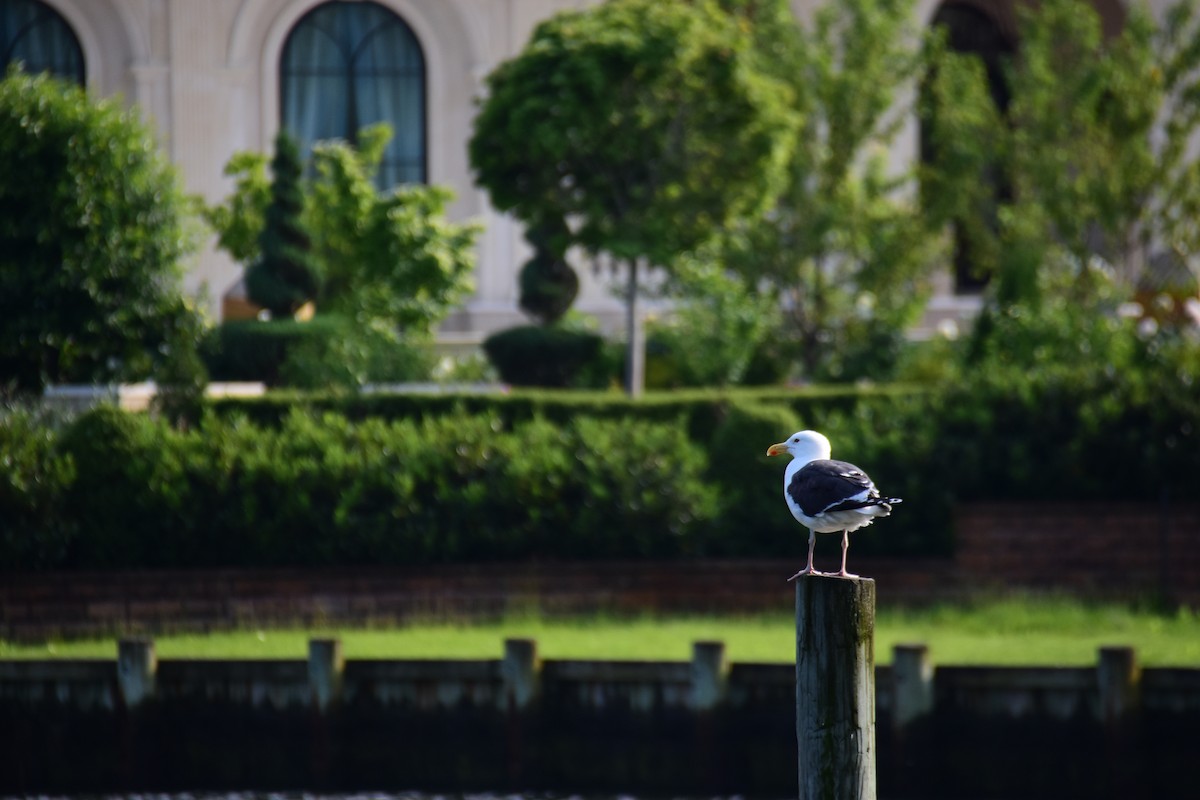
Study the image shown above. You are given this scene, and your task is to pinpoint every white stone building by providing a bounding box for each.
[1,0,1136,340]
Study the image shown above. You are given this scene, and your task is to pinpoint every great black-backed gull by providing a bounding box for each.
[766,430,901,580]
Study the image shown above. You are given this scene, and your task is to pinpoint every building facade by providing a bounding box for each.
[1,0,1137,338]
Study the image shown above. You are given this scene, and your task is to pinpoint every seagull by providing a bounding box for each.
[766,430,901,580]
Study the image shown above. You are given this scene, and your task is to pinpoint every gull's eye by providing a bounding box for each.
[792,437,799,443]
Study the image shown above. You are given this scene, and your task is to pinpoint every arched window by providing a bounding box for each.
[281,1,426,187]
[0,0,85,85]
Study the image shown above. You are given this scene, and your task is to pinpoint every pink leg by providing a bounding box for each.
[787,529,822,581]
[833,530,859,578]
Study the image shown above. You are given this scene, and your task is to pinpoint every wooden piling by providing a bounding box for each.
[795,575,877,800]
[117,638,156,708]
[308,637,344,712]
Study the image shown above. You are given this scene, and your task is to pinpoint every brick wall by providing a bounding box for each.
[3,502,1198,639]
[0,558,957,640]
[955,503,1200,601]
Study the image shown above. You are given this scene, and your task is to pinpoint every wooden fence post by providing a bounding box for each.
[502,638,539,710]
[308,638,344,712]
[892,643,933,731]
[691,640,727,711]
[117,638,156,707]
[795,575,877,800]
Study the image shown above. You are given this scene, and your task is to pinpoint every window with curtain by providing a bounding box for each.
[281,1,426,188]
[0,0,85,85]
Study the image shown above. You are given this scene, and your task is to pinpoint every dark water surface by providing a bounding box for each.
[1,795,772,800]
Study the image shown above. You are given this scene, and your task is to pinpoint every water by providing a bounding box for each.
[2,794,766,800]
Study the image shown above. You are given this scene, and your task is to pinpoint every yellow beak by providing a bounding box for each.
[766,442,788,457]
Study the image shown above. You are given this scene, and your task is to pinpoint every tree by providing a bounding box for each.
[0,68,204,395]
[709,0,944,382]
[245,131,320,317]
[923,0,1200,334]
[307,131,478,333]
[469,0,797,395]
[204,123,477,338]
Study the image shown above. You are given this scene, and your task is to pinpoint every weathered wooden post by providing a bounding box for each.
[117,638,157,707]
[1098,646,1141,799]
[891,643,933,731]
[691,640,727,711]
[502,637,540,710]
[502,638,539,788]
[308,637,345,712]
[795,575,877,800]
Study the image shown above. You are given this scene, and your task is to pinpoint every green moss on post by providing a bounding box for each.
[795,575,876,800]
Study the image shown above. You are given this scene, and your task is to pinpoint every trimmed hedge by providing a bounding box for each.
[8,407,714,569]
[204,383,911,437]
[2,368,1197,570]
[201,316,431,388]
[482,324,609,388]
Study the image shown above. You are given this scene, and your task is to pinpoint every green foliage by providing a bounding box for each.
[307,129,479,332]
[703,402,801,556]
[470,0,796,265]
[483,325,608,388]
[0,404,77,567]
[924,0,1200,323]
[205,124,477,337]
[649,257,781,387]
[28,407,716,568]
[201,316,431,389]
[245,131,320,316]
[518,219,578,325]
[470,0,798,392]
[0,68,205,394]
[5,373,1199,569]
[277,319,433,390]
[201,150,270,265]
[711,0,944,382]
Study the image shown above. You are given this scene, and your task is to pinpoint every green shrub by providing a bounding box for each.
[202,318,330,385]
[6,367,1197,570]
[483,324,608,387]
[38,407,716,569]
[245,131,320,316]
[277,322,432,389]
[703,401,802,556]
[0,404,77,568]
[202,316,431,389]
[0,68,203,394]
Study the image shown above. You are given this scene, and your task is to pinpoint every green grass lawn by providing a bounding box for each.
[3,596,1199,666]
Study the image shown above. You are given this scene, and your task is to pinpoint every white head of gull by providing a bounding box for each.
[766,430,901,580]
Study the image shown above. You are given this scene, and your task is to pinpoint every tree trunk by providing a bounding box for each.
[624,257,644,398]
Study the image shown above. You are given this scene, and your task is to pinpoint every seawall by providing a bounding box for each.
[2,638,1198,799]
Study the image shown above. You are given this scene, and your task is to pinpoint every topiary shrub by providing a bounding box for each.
[518,219,578,325]
[483,324,606,387]
[0,67,204,394]
[245,131,320,317]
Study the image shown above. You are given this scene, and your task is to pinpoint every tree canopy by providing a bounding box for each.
[204,123,478,337]
[469,0,798,393]
[922,0,1200,371]
[698,0,943,381]
[0,68,203,395]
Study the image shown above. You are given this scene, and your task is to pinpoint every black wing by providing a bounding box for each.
[788,459,898,517]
